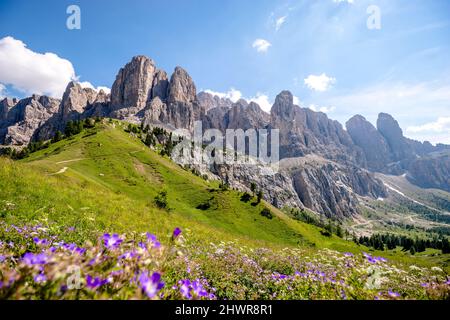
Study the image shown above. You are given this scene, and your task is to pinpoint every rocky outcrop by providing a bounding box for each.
[197,92,233,112]
[168,67,196,104]
[209,161,303,210]
[110,55,156,112]
[270,91,364,166]
[281,155,387,218]
[377,113,414,162]
[346,115,392,172]
[61,82,95,120]
[407,154,450,192]
[0,95,60,145]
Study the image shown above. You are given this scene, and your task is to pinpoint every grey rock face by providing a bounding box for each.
[377,112,414,162]
[200,161,304,211]
[407,154,450,192]
[281,155,386,218]
[151,69,169,101]
[61,82,94,120]
[227,100,270,131]
[110,55,156,111]
[346,115,392,171]
[270,91,364,166]
[168,67,196,104]
[197,91,233,112]
[1,95,60,145]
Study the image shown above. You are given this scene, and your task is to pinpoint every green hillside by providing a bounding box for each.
[0,120,346,249]
[1,120,449,300]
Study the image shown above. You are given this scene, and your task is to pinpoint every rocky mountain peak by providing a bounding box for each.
[61,81,92,119]
[1,98,17,121]
[110,55,156,111]
[377,112,404,138]
[168,66,197,104]
[271,90,294,119]
[377,112,413,162]
[346,114,392,171]
[197,92,233,112]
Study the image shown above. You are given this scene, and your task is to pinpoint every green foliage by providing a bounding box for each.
[154,190,169,210]
[260,208,273,219]
[240,192,252,203]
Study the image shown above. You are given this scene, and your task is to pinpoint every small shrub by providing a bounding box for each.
[260,208,273,219]
[154,191,169,210]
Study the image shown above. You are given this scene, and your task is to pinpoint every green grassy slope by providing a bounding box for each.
[0,120,448,270]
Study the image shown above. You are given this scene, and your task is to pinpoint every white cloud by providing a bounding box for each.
[0,83,5,99]
[0,36,76,98]
[304,73,336,92]
[293,96,300,106]
[204,88,242,103]
[308,104,336,114]
[407,117,450,134]
[79,81,111,94]
[406,117,450,145]
[275,16,287,31]
[252,39,272,53]
[249,93,272,113]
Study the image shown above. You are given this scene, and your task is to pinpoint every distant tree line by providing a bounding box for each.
[126,124,178,157]
[356,233,450,255]
[286,207,345,238]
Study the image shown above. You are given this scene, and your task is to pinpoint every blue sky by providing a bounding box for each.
[1,0,450,144]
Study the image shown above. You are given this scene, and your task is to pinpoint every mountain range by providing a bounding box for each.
[1,55,449,219]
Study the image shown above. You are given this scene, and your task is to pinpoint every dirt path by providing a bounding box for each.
[49,167,68,175]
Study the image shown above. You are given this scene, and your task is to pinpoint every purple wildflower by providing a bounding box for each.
[344,252,354,257]
[22,252,48,266]
[139,272,164,298]
[86,275,108,289]
[33,237,49,246]
[173,227,182,239]
[34,273,47,283]
[102,234,123,249]
[0,255,5,263]
[192,280,208,297]
[146,233,161,248]
[388,290,401,298]
[179,279,192,299]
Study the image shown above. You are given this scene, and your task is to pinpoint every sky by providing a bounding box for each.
[0,0,450,144]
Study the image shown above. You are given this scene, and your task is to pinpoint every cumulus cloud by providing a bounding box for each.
[293,96,300,106]
[249,93,272,113]
[304,73,336,92]
[275,16,287,31]
[252,39,272,53]
[0,36,76,98]
[79,81,111,94]
[204,88,243,103]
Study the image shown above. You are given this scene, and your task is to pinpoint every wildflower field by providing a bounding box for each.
[1,220,449,300]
